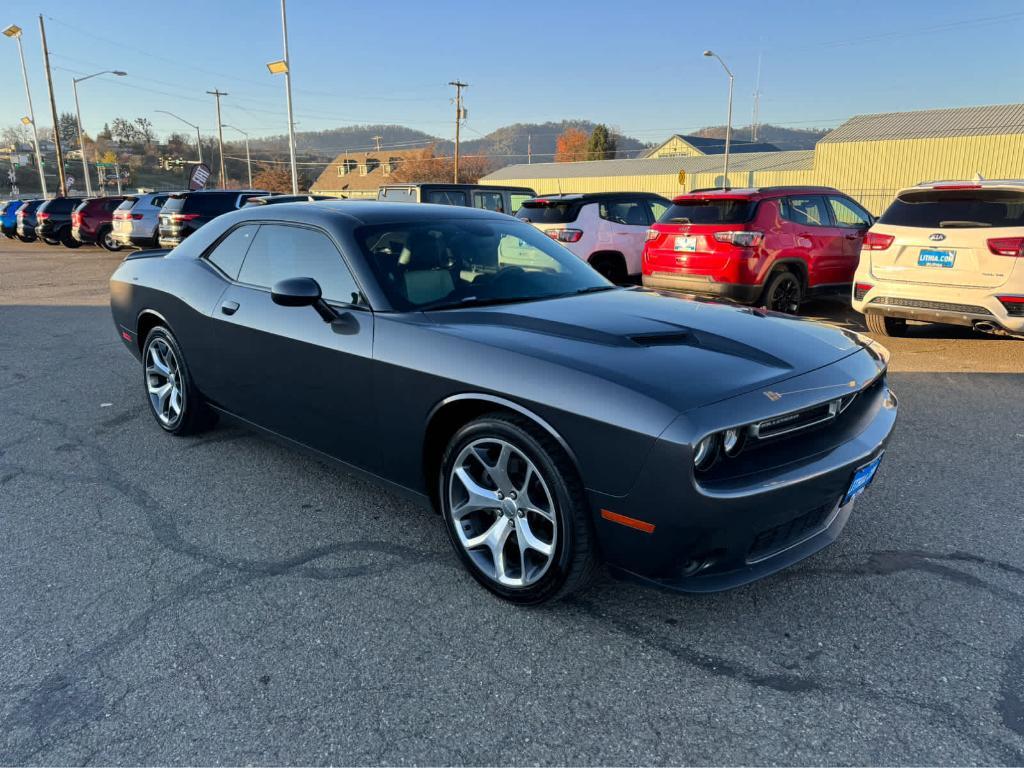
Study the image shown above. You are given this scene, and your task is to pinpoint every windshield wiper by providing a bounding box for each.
[421,295,547,311]
[939,220,992,228]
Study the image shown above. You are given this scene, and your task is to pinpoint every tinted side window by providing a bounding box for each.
[206,224,258,279]
[828,196,871,227]
[783,196,831,227]
[425,190,468,206]
[183,194,235,215]
[238,224,360,304]
[150,196,169,209]
[599,199,650,226]
[473,190,505,213]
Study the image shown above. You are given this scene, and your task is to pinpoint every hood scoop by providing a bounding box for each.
[629,326,792,370]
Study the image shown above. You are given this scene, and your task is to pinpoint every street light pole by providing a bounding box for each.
[703,50,734,190]
[449,80,468,183]
[280,0,298,194]
[3,24,47,197]
[155,110,202,163]
[72,70,126,197]
[223,125,251,188]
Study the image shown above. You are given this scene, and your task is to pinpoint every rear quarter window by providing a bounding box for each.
[880,190,1024,228]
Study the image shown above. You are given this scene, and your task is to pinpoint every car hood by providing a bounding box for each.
[424,288,871,413]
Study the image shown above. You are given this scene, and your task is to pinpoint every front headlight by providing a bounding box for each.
[693,435,718,470]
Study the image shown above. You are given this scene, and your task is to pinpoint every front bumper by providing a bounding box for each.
[642,272,762,303]
[853,282,1024,334]
[590,347,897,592]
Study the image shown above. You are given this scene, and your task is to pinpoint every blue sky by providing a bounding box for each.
[3,0,1023,149]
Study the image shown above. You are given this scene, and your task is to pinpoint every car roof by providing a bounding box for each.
[523,192,668,203]
[218,199,513,227]
[900,179,1024,195]
[672,185,844,202]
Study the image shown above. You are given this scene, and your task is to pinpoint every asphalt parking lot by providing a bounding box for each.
[2,238,1023,765]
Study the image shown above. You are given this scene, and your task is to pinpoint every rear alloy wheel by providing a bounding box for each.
[590,254,628,285]
[760,270,803,314]
[142,326,214,435]
[865,312,907,337]
[99,227,122,252]
[440,415,597,604]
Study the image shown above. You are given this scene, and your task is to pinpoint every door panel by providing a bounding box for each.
[782,195,846,287]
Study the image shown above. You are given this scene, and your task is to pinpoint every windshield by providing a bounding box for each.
[880,189,1024,228]
[661,199,755,224]
[356,218,612,311]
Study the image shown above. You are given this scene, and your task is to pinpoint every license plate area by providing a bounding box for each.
[844,453,883,506]
[674,235,698,252]
[918,248,955,268]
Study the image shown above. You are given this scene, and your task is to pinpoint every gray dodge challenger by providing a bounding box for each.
[110,201,897,603]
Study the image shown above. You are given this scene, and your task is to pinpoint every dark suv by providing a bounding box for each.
[36,197,86,248]
[158,189,269,248]
[642,186,873,313]
[72,196,126,251]
[15,199,45,242]
[377,183,536,214]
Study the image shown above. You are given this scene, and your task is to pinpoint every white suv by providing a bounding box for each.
[515,193,670,283]
[853,180,1024,338]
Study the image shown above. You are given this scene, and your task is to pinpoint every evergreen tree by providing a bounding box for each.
[585,124,617,160]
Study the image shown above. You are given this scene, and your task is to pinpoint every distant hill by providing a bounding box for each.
[691,123,830,151]
[251,121,651,164]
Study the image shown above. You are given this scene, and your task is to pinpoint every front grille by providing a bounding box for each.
[748,502,835,562]
[869,296,992,315]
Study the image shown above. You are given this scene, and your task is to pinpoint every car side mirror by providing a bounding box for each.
[271,277,337,322]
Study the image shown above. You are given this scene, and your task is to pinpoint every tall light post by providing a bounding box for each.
[267,0,298,194]
[155,110,202,163]
[3,24,47,197]
[72,69,126,196]
[703,50,734,190]
[223,125,251,188]
[206,89,228,188]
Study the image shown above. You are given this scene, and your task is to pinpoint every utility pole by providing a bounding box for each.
[280,0,299,194]
[527,133,532,164]
[38,15,65,197]
[371,135,383,152]
[449,80,467,183]
[207,89,228,188]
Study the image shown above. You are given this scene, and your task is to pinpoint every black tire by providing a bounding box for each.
[43,237,61,246]
[141,326,215,436]
[98,226,122,252]
[865,312,907,337]
[759,269,803,314]
[16,233,35,243]
[589,253,628,285]
[439,413,598,604]
[60,229,81,249]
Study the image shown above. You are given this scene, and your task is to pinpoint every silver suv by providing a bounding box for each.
[112,192,176,249]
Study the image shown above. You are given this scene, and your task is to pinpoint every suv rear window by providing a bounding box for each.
[880,189,1024,229]
[379,187,416,202]
[44,198,82,213]
[660,199,755,225]
[171,193,238,215]
[515,201,582,224]
[116,199,138,211]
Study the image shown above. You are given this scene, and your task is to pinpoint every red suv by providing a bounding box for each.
[641,186,874,313]
[72,196,127,251]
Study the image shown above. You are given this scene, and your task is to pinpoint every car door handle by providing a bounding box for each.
[220,300,239,316]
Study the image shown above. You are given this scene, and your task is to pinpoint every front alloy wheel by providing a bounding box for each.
[449,438,558,588]
[440,415,597,603]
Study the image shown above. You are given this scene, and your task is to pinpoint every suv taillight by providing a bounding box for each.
[168,213,200,222]
[114,211,142,220]
[36,211,50,220]
[72,212,82,226]
[545,228,583,243]
[987,237,1024,257]
[713,230,763,247]
[863,232,894,250]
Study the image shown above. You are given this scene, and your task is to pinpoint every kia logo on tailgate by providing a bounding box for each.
[929,233,946,241]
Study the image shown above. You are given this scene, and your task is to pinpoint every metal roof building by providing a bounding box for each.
[481,103,1024,213]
